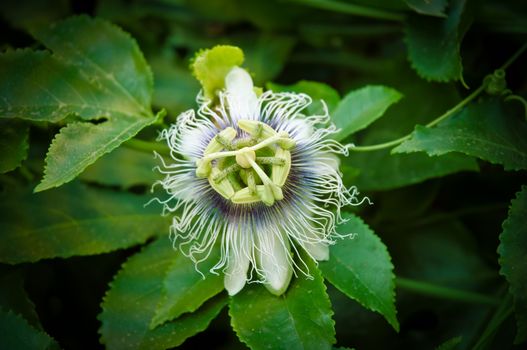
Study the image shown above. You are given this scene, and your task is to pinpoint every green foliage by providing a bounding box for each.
[99,238,227,350]
[394,100,527,171]
[332,85,403,141]
[0,120,29,174]
[319,213,399,331]
[498,186,527,343]
[150,245,224,328]
[436,336,463,350]
[230,256,335,350]
[405,0,467,82]
[266,80,341,115]
[191,45,244,99]
[80,145,160,188]
[0,181,167,264]
[0,308,56,350]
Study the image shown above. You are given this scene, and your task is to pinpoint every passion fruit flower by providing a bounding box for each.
[155,66,367,296]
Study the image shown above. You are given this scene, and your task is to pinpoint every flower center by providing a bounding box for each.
[195,119,295,206]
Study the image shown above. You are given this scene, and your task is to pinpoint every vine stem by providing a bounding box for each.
[350,42,527,153]
[396,277,500,306]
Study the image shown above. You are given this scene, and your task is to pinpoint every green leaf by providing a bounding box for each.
[35,112,161,192]
[404,0,447,17]
[80,145,159,188]
[150,245,224,329]
[393,100,527,171]
[405,0,468,82]
[240,35,295,86]
[230,256,335,350]
[319,213,399,331]
[0,16,153,122]
[266,80,341,115]
[498,185,527,343]
[0,181,167,264]
[99,239,227,350]
[331,85,403,141]
[0,307,56,350]
[191,45,244,100]
[0,120,29,174]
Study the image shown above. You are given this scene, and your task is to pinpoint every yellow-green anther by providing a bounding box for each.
[204,127,237,155]
[196,159,212,178]
[208,167,235,199]
[270,183,283,201]
[256,157,286,165]
[238,120,276,138]
[258,185,275,206]
[272,148,291,187]
[231,186,261,204]
[212,163,241,183]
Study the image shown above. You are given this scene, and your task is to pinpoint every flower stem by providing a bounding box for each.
[349,42,527,153]
[396,277,500,306]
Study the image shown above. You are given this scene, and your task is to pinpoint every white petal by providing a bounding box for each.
[258,232,293,296]
[224,252,250,296]
[225,67,259,121]
[303,241,329,261]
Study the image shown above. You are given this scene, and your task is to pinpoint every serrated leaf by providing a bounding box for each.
[0,16,153,122]
[150,245,224,329]
[0,307,56,350]
[498,185,527,343]
[319,213,399,331]
[229,256,335,350]
[266,80,341,115]
[80,145,159,188]
[35,111,161,192]
[0,181,167,264]
[99,239,227,350]
[404,0,447,17]
[0,120,29,174]
[332,85,403,141]
[405,0,467,81]
[191,45,244,100]
[393,100,527,171]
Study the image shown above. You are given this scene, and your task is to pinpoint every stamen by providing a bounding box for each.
[255,157,286,166]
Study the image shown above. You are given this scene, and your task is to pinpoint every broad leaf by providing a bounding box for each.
[0,120,29,174]
[405,0,468,82]
[498,185,527,343]
[80,145,160,188]
[0,308,56,350]
[230,256,335,350]
[0,181,167,264]
[393,100,527,171]
[35,113,161,192]
[191,45,244,99]
[150,245,224,328]
[404,0,447,17]
[99,238,227,350]
[267,80,341,115]
[332,85,402,141]
[319,213,399,331]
